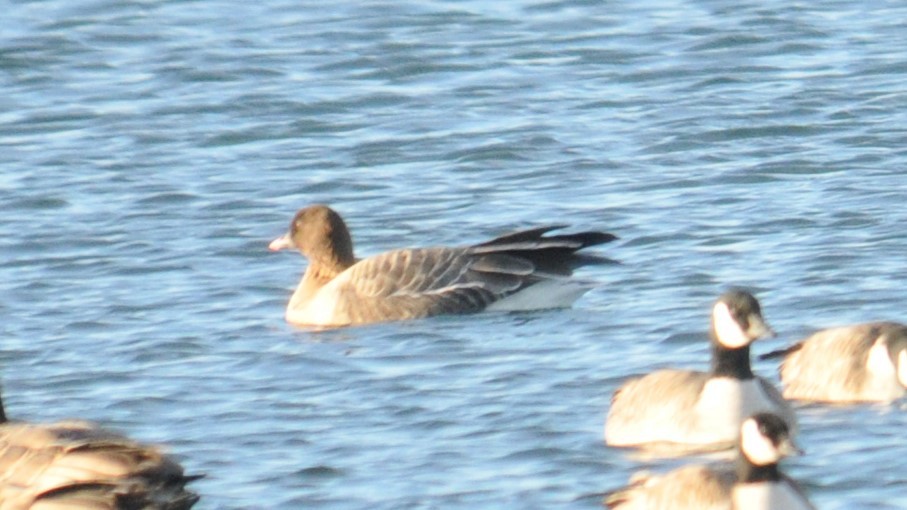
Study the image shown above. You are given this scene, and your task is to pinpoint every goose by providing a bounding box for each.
[605,290,796,453]
[605,413,815,510]
[0,385,199,509]
[268,204,616,327]
[761,321,907,403]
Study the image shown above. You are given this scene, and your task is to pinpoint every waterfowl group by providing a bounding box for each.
[599,284,907,508]
[605,290,796,454]
[264,204,907,509]
[602,291,821,509]
[12,202,901,508]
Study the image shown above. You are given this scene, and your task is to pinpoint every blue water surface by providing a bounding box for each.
[2,1,907,508]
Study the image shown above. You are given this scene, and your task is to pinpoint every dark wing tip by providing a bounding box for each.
[474,225,569,247]
[570,231,618,247]
[758,342,803,361]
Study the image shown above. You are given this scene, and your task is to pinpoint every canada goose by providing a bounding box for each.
[0,386,199,509]
[761,321,907,403]
[605,290,796,453]
[605,413,815,510]
[269,204,616,327]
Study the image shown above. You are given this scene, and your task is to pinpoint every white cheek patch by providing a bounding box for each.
[713,301,750,348]
[898,351,907,388]
[740,419,781,466]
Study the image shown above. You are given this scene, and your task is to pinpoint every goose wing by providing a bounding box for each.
[0,420,199,509]
[471,225,617,275]
[320,225,616,323]
[605,465,734,510]
[605,370,711,449]
[325,247,536,323]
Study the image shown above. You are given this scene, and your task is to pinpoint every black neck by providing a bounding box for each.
[737,455,782,483]
[710,343,754,379]
[0,391,6,423]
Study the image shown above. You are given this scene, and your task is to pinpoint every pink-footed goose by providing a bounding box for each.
[0,386,199,509]
[269,204,616,327]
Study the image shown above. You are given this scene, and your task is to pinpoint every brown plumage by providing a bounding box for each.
[605,465,735,510]
[0,389,199,510]
[269,204,616,327]
[764,322,907,403]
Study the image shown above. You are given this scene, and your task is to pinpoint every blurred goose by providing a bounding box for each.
[0,386,199,509]
[605,290,796,453]
[762,321,907,403]
[605,413,815,510]
[269,204,616,327]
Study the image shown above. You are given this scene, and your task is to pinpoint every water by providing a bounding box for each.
[2,0,907,508]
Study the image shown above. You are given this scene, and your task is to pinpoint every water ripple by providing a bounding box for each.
[2,1,907,509]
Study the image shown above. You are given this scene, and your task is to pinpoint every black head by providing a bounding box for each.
[739,413,798,467]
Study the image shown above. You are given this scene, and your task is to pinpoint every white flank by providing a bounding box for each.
[712,301,751,348]
[286,291,344,327]
[899,350,907,389]
[486,279,592,312]
[866,340,896,378]
[865,340,905,401]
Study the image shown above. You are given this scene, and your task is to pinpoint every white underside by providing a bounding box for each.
[865,342,906,401]
[733,481,814,510]
[486,279,593,312]
[286,276,594,327]
[286,290,345,327]
[692,378,781,444]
